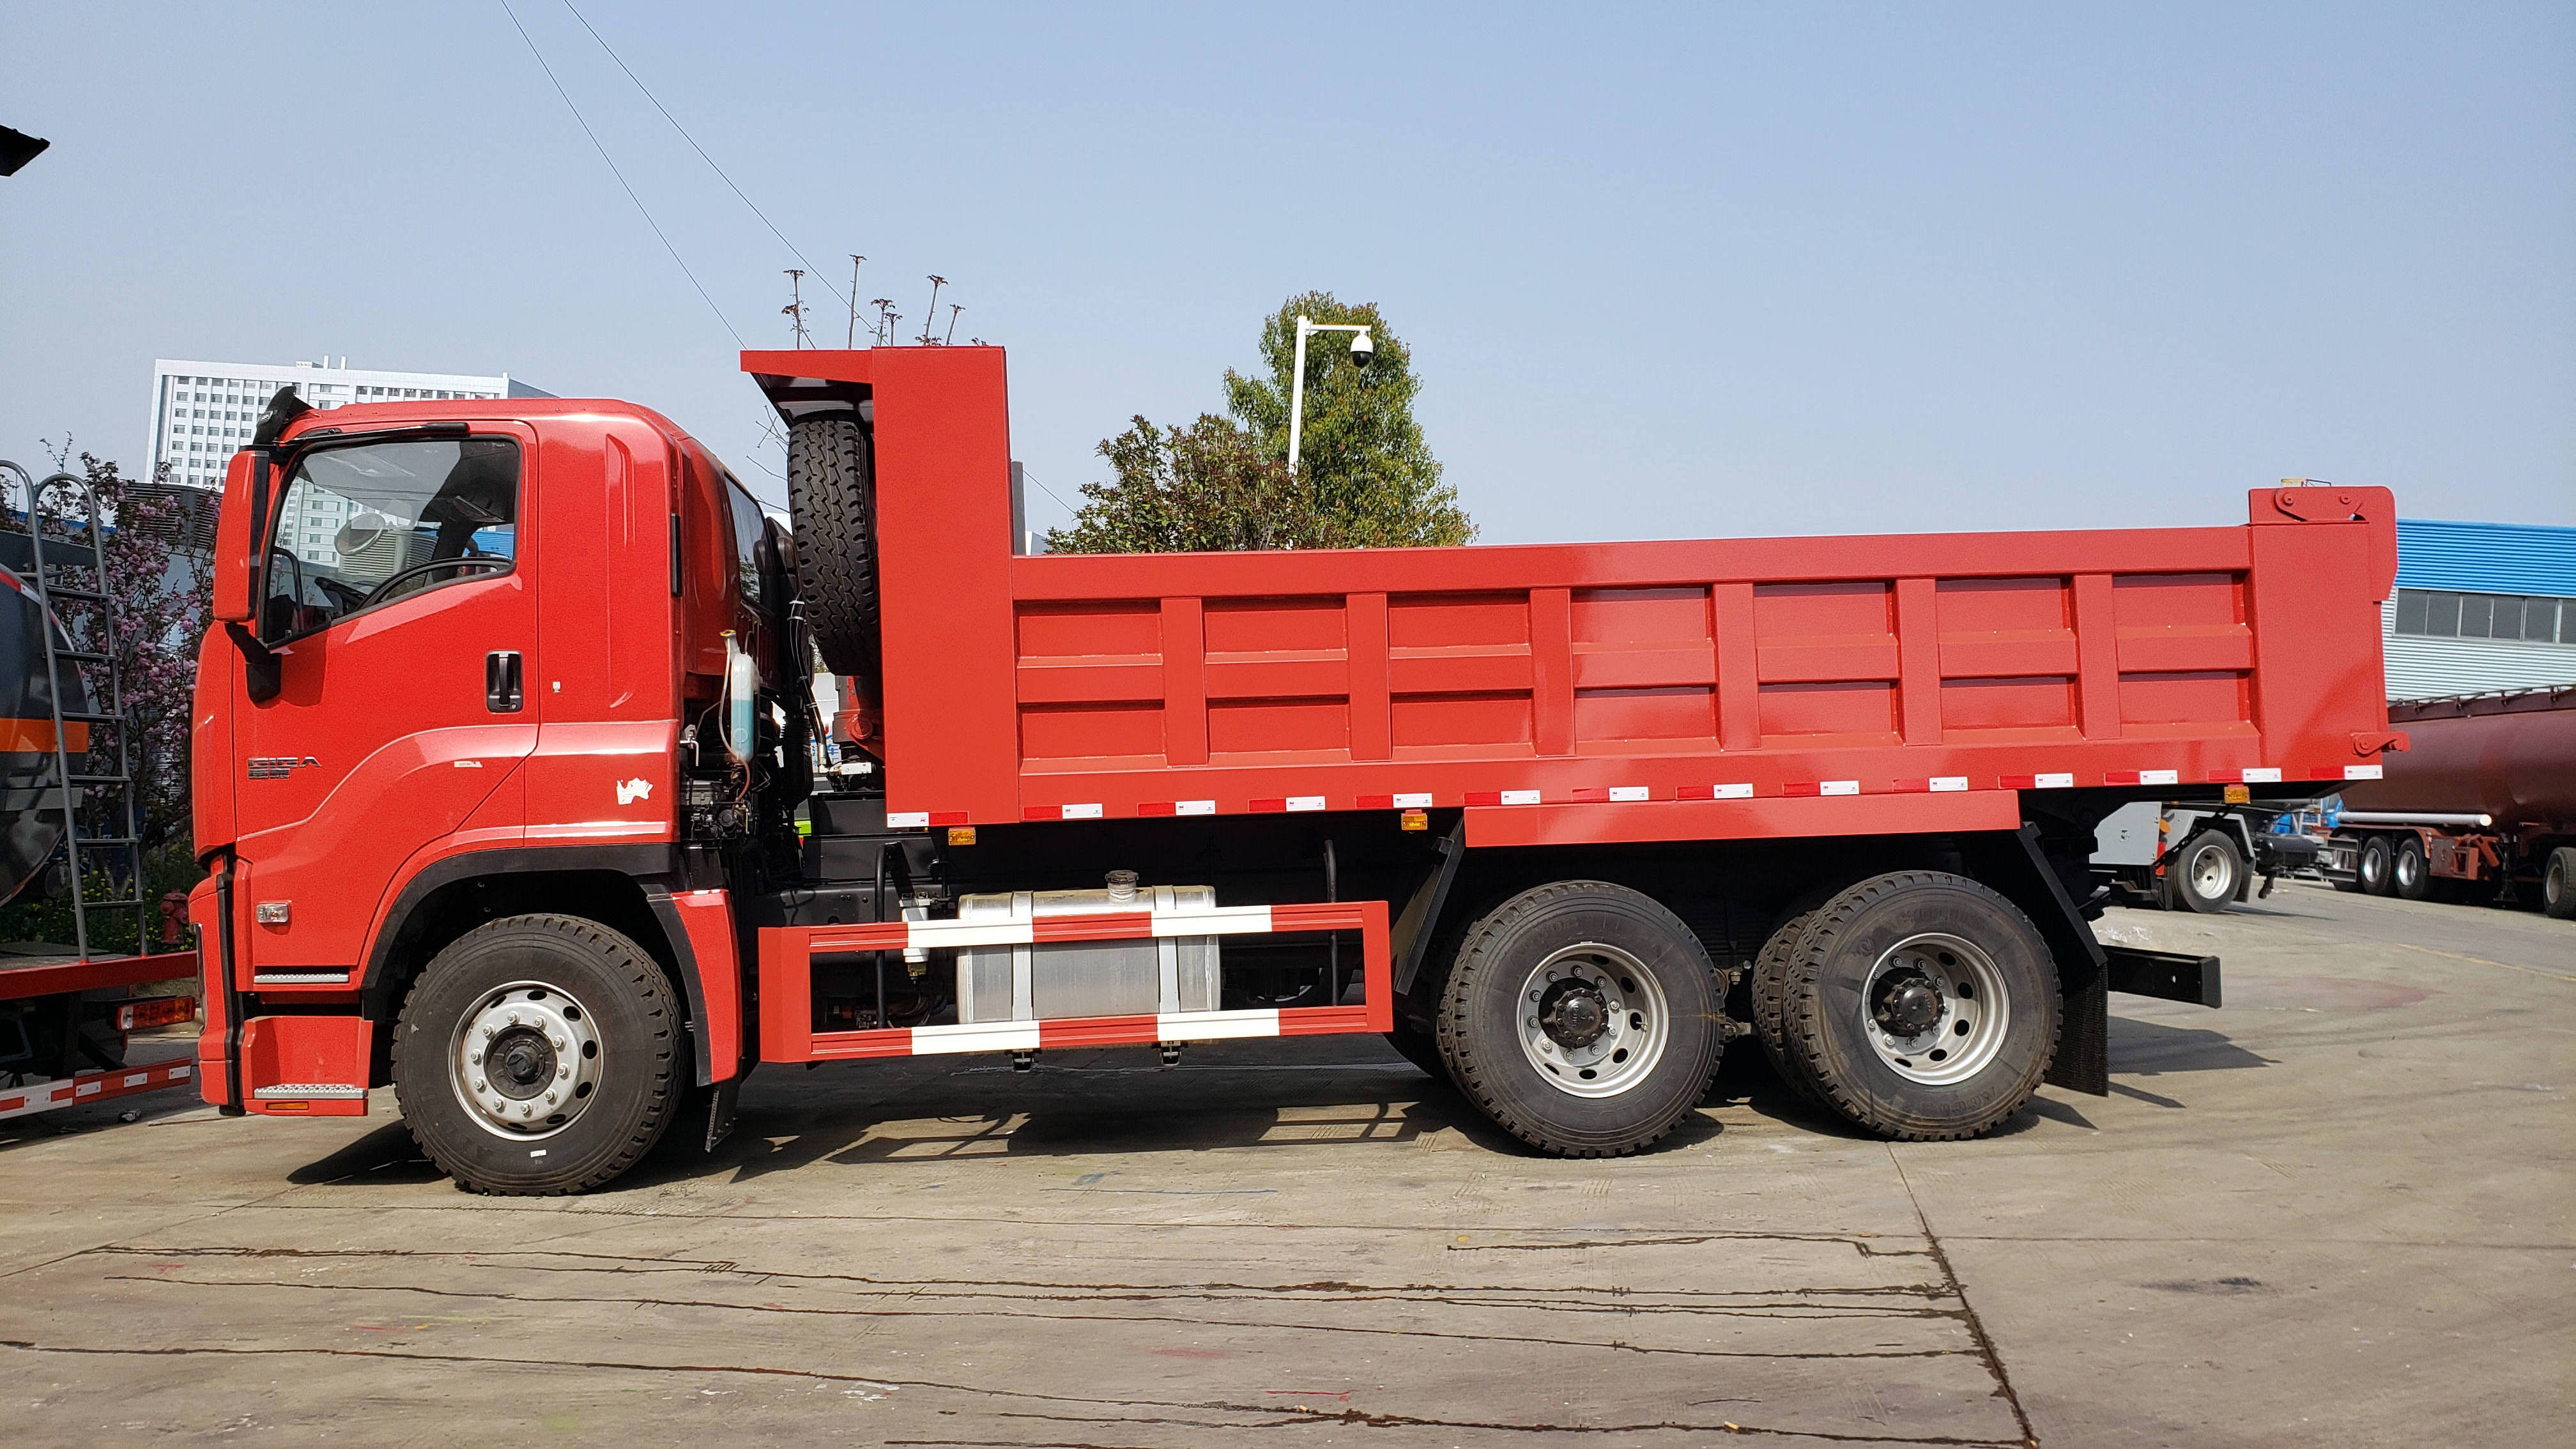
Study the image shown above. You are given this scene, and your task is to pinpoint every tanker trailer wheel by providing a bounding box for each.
[1434,882,1723,1157]
[2393,837,2434,901]
[392,914,681,1195]
[786,411,882,679]
[1779,872,2060,1141]
[2166,832,2244,914]
[2544,847,2576,920]
[2358,835,2395,896]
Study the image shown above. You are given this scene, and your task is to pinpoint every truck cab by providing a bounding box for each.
[192,395,806,1158]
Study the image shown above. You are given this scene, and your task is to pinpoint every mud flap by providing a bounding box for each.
[700,1074,740,1153]
[1963,826,2110,1097]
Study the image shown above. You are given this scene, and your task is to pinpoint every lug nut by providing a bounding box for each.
[550,1035,566,1051]
[472,1078,487,1092]
[468,1050,482,1065]
[558,1065,571,1079]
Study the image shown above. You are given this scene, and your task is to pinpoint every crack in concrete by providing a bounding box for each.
[1888,1146,2037,1448]
[0,1338,2027,1445]
[83,1272,1973,1362]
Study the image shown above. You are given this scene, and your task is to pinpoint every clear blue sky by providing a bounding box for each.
[4,3,2570,540]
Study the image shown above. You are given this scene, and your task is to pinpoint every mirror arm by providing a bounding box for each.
[225,622,280,704]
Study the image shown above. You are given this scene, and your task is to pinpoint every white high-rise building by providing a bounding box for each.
[146,358,552,489]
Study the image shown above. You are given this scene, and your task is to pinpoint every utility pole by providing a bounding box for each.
[782,269,811,348]
[845,255,866,347]
[919,276,946,344]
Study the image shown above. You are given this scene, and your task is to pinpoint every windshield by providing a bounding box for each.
[260,436,519,642]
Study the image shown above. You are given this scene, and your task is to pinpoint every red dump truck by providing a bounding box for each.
[188,346,2402,1194]
[2322,686,2575,915]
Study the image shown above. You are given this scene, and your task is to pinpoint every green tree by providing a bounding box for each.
[1048,291,1474,553]
[1046,414,1345,554]
[1224,291,1471,548]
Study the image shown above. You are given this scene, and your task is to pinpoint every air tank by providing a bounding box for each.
[2339,687,2576,831]
[0,566,91,906]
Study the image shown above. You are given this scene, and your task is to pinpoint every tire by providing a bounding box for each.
[1751,886,1843,1110]
[392,914,683,1195]
[2358,834,2395,896]
[1384,1018,1452,1083]
[1434,882,1724,1157]
[2544,847,2576,921]
[786,413,882,680]
[2168,832,2244,914]
[1779,872,2060,1141]
[2393,837,2432,901]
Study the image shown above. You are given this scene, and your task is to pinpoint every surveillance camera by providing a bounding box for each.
[1349,331,1374,367]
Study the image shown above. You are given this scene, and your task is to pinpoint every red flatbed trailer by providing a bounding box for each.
[187,346,2401,1194]
[0,949,199,1123]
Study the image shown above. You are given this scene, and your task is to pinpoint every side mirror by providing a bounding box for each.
[210,452,261,624]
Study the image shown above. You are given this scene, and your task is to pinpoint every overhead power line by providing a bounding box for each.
[498,0,744,348]
[560,0,850,310]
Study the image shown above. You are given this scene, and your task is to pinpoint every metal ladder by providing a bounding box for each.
[0,463,145,959]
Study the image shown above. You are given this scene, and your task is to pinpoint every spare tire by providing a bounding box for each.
[786,413,881,679]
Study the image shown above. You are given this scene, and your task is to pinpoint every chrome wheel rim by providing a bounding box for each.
[450,979,603,1140]
[2189,845,2232,899]
[1860,933,2010,1086]
[1515,943,1668,1098]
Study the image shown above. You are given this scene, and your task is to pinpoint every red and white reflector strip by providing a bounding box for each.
[886,810,970,830]
[1782,780,1860,797]
[1356,792,1436,810]
[2221,767,2283,785]
[1677,783,1756,801]
[2311,764,2383,781]
[1463,789,1544,807]
[2002,772,2076,790]
[2103,769,2181,787]
[0,1057,194,1121]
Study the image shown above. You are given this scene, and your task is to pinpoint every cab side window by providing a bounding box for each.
[261,437,520,643]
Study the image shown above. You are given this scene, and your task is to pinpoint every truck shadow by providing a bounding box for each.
[2109,1015,2275,1075]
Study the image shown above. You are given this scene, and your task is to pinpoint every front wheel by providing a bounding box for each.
[1779,872,2060,1141]
[392,914,683,1195]
[1436,882,1723,1157]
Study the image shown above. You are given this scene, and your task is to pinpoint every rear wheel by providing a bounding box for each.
[1750,887,1841,1110]
[786,413,882,679]
[1780,873,2060,1141]
[2544,847,2576,920]
[2393,838,2432,901]
[2358,835,2395,896]
[2167,831,2243,914]
[392,914,682,1195]
[1436,882,1723,1157]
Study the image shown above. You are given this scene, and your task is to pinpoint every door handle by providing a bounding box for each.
[486,650,523,713]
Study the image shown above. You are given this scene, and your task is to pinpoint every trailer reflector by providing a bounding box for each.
[2003,772,2076,790]
[1676,783,1754,801]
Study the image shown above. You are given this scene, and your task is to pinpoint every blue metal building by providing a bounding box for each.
[2382,518,2576,701]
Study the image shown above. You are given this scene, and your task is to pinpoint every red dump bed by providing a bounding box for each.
[749,348,2403,844]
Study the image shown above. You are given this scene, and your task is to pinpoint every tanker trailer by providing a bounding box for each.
[0,464,199,1123]
[0,563,89,904]
[2320,686,2576,917]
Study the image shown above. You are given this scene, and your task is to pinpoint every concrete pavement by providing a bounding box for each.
[2,882,2566,1446]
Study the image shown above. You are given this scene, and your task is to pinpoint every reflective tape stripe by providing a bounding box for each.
[1284,795,1326,813]
[911,1020,1041,1055]
[1156,1008,1279,1041]
[1676,783,1755,800]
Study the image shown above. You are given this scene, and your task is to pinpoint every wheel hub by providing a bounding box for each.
[1859,933,2013,1087]
[451,981,603,1140]
[1514,944,1671,1100]
[1872,974,1945,1038]
[1538,981,1609,1048]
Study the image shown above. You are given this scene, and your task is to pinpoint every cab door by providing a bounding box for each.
[231,425,541,974]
